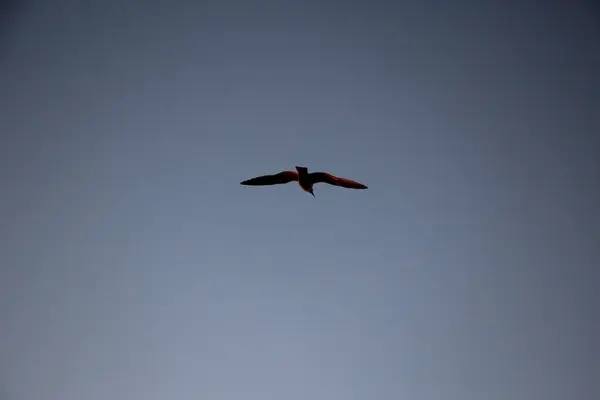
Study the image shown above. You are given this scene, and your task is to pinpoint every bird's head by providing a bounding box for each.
[295,166,308,173]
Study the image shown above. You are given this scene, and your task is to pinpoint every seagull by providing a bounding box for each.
[240,166,368,197]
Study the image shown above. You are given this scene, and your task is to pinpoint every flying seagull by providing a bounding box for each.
[240,166,368,197]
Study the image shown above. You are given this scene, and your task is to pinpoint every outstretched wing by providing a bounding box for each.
[309,172,368,189]
[240,171,299,186]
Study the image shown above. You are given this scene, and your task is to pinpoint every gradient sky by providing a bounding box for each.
[1,1,599,399]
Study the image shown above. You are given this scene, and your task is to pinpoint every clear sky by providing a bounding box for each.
[1,1,599,399]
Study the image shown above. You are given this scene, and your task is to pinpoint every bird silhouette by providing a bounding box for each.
[240,166,368,197]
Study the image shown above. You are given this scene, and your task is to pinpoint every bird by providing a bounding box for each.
[240,166,368,197]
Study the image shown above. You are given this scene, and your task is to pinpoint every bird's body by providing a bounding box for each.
[296,166,312,194]
[240,166,368,197]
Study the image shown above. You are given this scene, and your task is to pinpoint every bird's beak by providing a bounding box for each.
[310,191,315,197]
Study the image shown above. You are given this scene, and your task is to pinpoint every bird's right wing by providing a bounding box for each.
[309,172,368,189]
[240,171,299,186]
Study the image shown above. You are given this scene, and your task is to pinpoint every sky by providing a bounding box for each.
[1,0,599,399]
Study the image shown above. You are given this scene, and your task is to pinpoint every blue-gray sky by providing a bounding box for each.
[1,1,599,399]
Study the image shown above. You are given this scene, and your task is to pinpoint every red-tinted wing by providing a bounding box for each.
[309,172,368,189]
[240,171,298,186]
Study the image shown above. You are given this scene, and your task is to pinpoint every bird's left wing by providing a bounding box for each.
[240,171,299,186]
[309,172,368,189]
